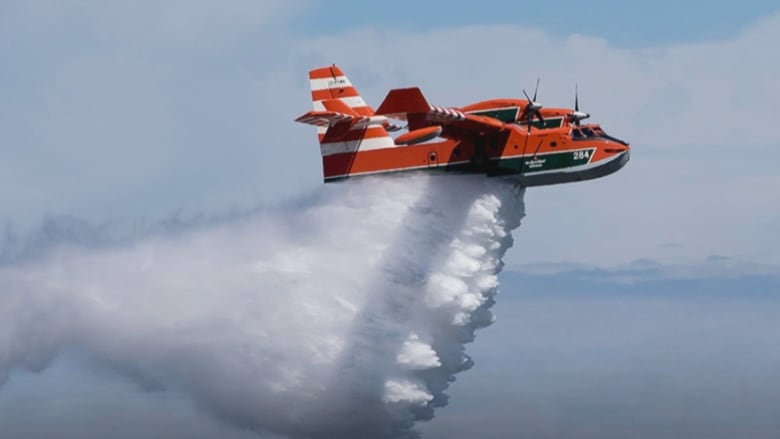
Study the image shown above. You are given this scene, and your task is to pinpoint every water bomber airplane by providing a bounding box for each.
[296,65,630,186]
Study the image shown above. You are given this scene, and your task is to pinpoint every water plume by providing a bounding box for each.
[0,172,524,438]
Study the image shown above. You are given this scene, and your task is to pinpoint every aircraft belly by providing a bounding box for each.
[321,148,629,187]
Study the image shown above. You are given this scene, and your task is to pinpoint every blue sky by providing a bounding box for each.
[1,1,779,438]
[296,0,778,47]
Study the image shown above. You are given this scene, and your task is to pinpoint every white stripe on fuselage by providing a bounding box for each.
[320,137,396,156]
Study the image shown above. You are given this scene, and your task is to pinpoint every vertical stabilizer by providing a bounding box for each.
[307,65,394,158]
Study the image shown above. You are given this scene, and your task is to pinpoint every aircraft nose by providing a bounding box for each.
[604,144,629,154]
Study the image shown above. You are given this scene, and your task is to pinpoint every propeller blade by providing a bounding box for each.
[521,89,533,126]
[522,89,532,103]
[570,84,588,126]
[523,80,544,130]
[534,110,545,126]
[574,83,579,112]
[533,77,540,102]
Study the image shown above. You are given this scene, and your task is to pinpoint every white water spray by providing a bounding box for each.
[0,172,524,438]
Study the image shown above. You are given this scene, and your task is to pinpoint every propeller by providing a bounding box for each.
[521,78,545,132]
[569,84,590,126]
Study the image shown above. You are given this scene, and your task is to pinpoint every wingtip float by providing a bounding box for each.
[296,64,630,186]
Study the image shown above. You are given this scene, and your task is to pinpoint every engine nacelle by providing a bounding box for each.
[569,110,590,122]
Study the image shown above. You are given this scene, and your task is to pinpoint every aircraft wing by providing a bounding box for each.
[375,87,506,135]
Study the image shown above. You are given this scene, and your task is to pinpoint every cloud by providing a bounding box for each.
[288,12,780,266]
[0,0,314,225]
[503,256,780,296]
[292,12,780,149]
[2,3,778,266]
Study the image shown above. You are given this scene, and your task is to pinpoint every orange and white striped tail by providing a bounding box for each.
[297,65,397,181]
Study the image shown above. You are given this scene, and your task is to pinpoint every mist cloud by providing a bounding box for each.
[0,173,524,438]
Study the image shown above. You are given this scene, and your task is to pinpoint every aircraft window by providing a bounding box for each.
[571,129,584,139]
[582,127,596,137]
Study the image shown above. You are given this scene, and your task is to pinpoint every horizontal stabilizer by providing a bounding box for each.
[295,110,354,127]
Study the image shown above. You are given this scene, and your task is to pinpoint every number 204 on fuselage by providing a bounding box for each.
[296,65,630,187]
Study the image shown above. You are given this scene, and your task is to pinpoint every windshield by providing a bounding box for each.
[571,125,628,145]
[581,127,596,137]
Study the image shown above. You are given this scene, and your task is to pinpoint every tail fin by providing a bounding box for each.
[297,65,396,181]
[309,65,374,117]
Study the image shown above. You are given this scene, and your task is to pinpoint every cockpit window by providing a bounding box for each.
[582,127,596,137]
[571,129,584,139]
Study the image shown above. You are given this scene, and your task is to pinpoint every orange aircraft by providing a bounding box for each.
[296,65,630,186]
